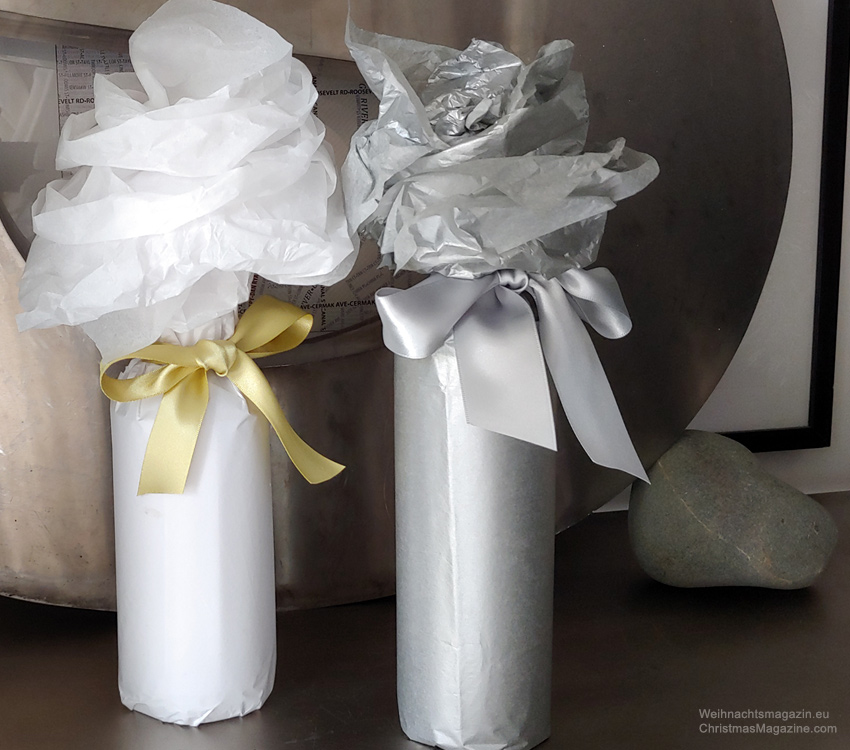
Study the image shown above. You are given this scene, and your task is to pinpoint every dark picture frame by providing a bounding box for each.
[728,0,850,453]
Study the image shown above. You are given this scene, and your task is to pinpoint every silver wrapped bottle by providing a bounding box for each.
[395,339,556,750]
[343,18,655,750]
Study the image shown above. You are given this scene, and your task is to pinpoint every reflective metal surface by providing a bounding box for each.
[0,0,791,610]
[267,344,396,610]
[0,219,115,609]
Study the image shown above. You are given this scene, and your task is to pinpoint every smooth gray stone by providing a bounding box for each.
[628,431,838,589]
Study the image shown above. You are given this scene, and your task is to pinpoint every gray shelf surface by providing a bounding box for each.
[1,493,848,750]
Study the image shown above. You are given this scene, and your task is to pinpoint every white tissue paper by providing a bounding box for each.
[16,0,355,726]
[18,0,356,362]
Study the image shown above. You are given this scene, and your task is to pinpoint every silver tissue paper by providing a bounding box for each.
[343,21,658,281]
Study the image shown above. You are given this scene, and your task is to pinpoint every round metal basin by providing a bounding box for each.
[0,0,791,609]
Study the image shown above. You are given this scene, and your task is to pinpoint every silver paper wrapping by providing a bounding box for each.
[395,338,556,750]
[346,20,654,748]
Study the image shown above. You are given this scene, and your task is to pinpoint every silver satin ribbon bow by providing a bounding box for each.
[375,267,648,481]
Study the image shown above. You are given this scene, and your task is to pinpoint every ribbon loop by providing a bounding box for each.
[101,296,344,495]
[375,273,496,359]
[375,267,647,481]
[557,267,633,339]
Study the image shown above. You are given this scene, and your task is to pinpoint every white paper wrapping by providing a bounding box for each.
[12,0,355,727]
[111,370,276,726]
[395,339,556,750]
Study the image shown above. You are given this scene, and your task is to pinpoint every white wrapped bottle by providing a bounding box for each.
[13,0,355,727]
[109,320,276,726]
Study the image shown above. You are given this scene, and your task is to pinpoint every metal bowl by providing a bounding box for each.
[0,0,791,610]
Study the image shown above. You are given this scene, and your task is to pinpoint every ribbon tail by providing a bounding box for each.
[138,368,210,495]
[532,277,648,481]
[229,354,344,484]
[453,286,557,449]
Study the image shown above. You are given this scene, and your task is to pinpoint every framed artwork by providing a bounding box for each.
[692,0,850,452]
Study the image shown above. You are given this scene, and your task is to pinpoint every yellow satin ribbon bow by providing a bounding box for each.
[100,296,344,495]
